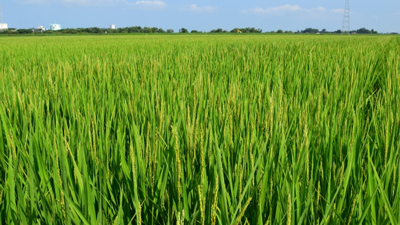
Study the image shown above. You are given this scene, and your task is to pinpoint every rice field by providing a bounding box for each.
[0,35,400,225]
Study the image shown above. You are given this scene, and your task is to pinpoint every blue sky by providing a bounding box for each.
[1,0,399,32]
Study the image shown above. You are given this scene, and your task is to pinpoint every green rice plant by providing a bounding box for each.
[0,34,399,224]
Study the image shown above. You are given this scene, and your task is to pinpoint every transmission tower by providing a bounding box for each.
[342,0,350,35]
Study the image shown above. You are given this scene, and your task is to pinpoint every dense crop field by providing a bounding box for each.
[0,35,400,225]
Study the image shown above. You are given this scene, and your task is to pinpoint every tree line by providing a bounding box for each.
[294,27,379,34]
[1,26,175,34]
[0,26,389,35]
[0,26,265,34]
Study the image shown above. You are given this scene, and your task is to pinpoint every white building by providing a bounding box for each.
[110,24,116,29]
[38,26,46,31]
[50,24,62,31]
[0,23,8,30]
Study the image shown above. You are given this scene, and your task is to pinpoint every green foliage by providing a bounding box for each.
[210,28,227,33]
[301,28,319,33]
[17,28,32,34]
[0,35,400,225]
[356,28,378,34]
[62,28,78,34]
[230,27,262,33]
[179,28,189,33]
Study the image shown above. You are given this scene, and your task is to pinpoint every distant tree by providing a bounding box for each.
[246,27,262,33]
[371,29,378,34]
[277,30,283,33]
[321,29,327,33]
[62,28,77,34]
[17,29,31,34]
[125,26,143,33]
[84,27,101,33]
[108,28,118,33]
[158,28,166,33]
[143,27,153,33]
[167,29,174,33]
[117,27,127,33]
[150,27,158,33]
[301,28,319,33]
[335,29,342,34]
[76,28,85,33]
[356,27,376,34]
[191,30,198,33]
[210,28,225,33]
[179,28,188,33]
[0,29,8,34]
[284,30,293,34]
[229,27,262,33]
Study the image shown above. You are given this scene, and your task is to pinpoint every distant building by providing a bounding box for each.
[0,23,8,30]
[38,26,46,31]
[110,24,116,29]
[50,24,62,31]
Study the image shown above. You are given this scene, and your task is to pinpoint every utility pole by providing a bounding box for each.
[342,0,350,35]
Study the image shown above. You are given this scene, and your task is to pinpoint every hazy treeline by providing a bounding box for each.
[0,26,393,35]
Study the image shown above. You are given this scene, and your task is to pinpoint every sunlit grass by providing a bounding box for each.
[0,35,399,224]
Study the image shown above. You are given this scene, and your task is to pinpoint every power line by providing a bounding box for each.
[342,0,350,35]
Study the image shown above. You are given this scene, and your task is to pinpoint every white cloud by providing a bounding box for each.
[241,4,326,14]
[134,0,166,8]
[180,4,216,13]
[241,4,301,14]
[61,0,115,6]
[19,0,121,6]
[18,0,167,8]
[18,0,48,4]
